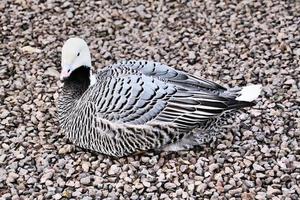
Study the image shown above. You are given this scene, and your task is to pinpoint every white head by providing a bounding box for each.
[60,38,92,80]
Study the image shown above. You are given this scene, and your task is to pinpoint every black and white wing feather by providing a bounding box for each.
[115,60,226,91]
[81,60,248,131]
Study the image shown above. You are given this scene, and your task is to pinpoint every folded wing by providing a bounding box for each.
[82,61,240,131]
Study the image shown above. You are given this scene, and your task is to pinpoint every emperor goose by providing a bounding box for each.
[58,38,262,157]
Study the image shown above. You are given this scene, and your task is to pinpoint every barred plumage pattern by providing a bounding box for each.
[58,60,254,157]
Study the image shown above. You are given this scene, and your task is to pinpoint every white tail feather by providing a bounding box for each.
[235,85,262,102]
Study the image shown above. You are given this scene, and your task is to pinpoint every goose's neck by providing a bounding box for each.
[64,66,91,91]
[58,66,92,119]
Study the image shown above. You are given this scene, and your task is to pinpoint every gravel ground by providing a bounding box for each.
[1,0,300,199]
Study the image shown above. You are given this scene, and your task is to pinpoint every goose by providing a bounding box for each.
[58,38,262,157]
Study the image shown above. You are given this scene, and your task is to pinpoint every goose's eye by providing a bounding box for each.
[77,52,80,57]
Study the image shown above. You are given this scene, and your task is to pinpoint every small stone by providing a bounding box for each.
[108,165,121,175]
[243,130,253,138]
[14,151,25,159]
[53,194,62,200]
[27,177,37,184]
[239,113,248,120]
[164,182,176,189]
[225,167,233,174]
[284,79,295,85]
[242,192,255,200]
[180,165,188,172]
[45,67,60,78]
[253,163,265,172]
[279,42,288,51]
[66,11,74,18]
[57,177,65,187]
[256,173,266,178]
[294,48,300,56]
[45,180,53,186]
[187,184,195,192]
[134,180,144,189]
[66,180,75,187]
[250,109,261,117]
[244,180,254,188]
[80,176,91,185]
[0,109,9,118]
[229,188,243,195]
[6,172,19,183]
[0,168,7,182]
[224,184,233,191]
[1,194,11,199]
[280,174,290,181]
[188,51,196,60]
[62,190,72,198]
[141,156,150,163]
[82,161,90,172]
[14,79,23,89]
[0,154,7,163]
[267,186,281,196]
[124,184,133,193]
[0,1,6,10]
[61,1,71,8]
[103,52,111,59]
[58,145,74,154]
[208,163,219,172]
[20,46,42,53]
[160,194,169,199]
[41,171,54,183]
[72,189,82,197]
[142,180,151,187]
[147,186,157,192]
[82,197,93,200]
[255,192,266,200]
[204,172,211,177]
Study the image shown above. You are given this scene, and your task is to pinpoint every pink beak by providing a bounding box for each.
[60,69,71,81]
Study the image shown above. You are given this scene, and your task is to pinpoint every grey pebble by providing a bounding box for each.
[66,11,74,19]
[108,164,121,175]
[27,177,37,184]
[40,171,54,183]
[80,176,91,185]
[164,182,177,189]
[45,67,60,78]
[253,163,265,172]
[6,172,19,183]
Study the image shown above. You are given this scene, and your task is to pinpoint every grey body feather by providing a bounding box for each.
[58,60,253,157]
